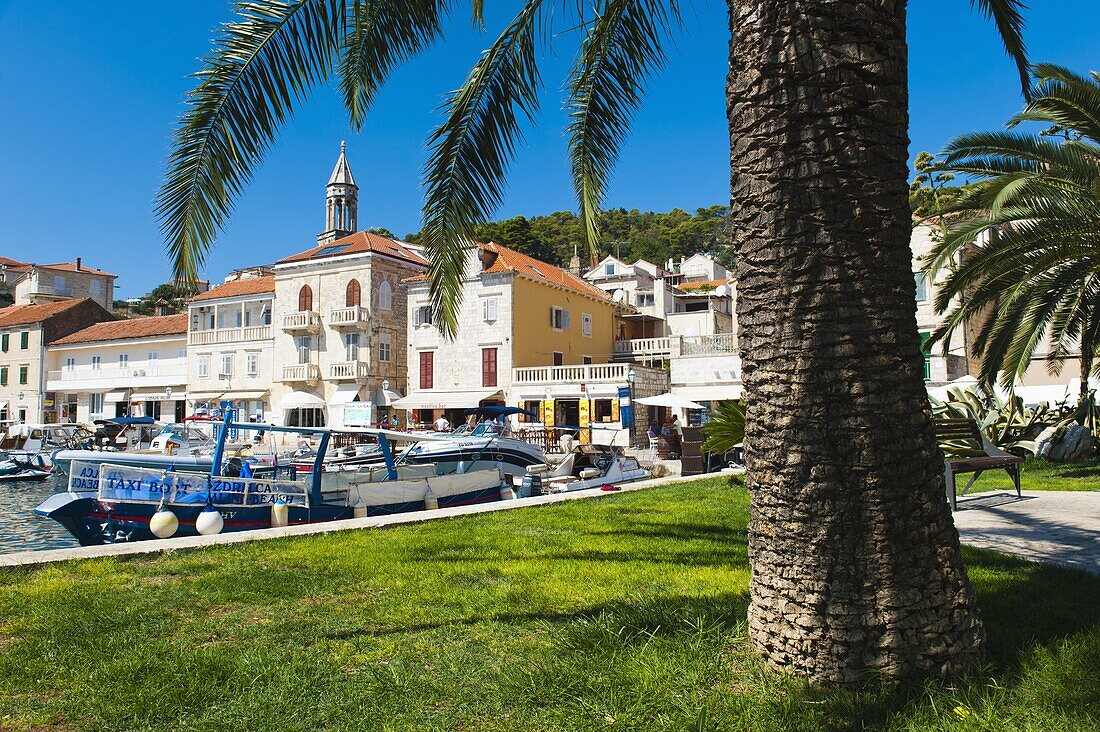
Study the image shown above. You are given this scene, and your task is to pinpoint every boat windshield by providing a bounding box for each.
[157,424,213,443]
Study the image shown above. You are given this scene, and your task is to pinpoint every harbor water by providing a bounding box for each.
[0,474,79,554]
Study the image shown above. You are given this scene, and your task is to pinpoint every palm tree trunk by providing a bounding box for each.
[1079,323,1093,404]
[727,0,984,682]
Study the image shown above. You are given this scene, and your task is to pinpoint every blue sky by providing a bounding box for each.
[0,1,1095,298]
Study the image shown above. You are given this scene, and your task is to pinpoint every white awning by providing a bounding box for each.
[278,390,325,411]
[636,392,708,409]
[0,400,7,413]
[330,384,362,406]
[375,388,403,406]
[391,389,503,410]
[104,391,128,402]
[668,385,743,403]
[130,390,187,402]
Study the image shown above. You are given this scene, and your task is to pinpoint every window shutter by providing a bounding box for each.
[564,310,571,329]
[550,307,556,327]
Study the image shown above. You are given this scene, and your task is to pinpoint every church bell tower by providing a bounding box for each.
[317,141,359,245]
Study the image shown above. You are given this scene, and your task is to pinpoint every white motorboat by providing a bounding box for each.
[521,444,649,494]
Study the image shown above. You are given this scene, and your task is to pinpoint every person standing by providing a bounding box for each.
[434,414,451,432]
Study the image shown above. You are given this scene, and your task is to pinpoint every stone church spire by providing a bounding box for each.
[318,141,359,245]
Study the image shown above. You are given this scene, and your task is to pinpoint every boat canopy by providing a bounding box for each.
[99,416,158,426]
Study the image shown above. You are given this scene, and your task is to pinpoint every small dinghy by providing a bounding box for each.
[0,452,51,483]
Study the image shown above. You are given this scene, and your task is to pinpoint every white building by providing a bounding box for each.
[45,315,189,423]
[186,273,276,421]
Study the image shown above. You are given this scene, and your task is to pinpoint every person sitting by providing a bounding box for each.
[379,415,391,429]
[647,422,661,440]
[434,415,451,432]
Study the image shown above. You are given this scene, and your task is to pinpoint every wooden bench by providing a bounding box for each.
[935,418,1023,510]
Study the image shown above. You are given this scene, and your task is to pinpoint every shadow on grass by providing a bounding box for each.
[322,591,751,643]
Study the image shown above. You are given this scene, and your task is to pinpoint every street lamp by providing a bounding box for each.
[626,368,637,445]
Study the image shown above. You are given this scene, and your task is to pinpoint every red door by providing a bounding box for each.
[482,348,497,388]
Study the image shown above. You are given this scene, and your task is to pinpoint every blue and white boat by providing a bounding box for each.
[36,416,508,546]
[401,406,546,482]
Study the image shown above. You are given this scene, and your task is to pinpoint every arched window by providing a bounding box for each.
[345,279,361,307]
[378,280,392,310]
[298,284,313,313]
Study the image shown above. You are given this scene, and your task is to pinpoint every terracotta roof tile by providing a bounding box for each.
[190,276,276,302]
[277,232,427,267]
[0,256,28,268]
[480,242,610,300]
[51,314,187,345]
[403,242,610,301]
[39,262,116,277]
[0,298,97,328]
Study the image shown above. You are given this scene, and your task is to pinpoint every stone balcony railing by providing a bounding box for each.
[329,305,370,328]
[281,311,322,333]
[612,333,738,361]
[281,363,321,383]
[188,325,272,345]
[329,361,370,382]
[513,362,639,385]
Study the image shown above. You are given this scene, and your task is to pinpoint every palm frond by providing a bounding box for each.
[567,0,680,261]
[156,0,348,280]
[420,1,544,338]
[970,0,1030,99]
[339,0,447,127]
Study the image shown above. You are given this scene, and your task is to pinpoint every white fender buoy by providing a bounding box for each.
[196,507,225,535]
[149,508,179,539]
[500,485,516,501]
[352,499,367,519]
[424,487,439,511]
[270,499,289,528]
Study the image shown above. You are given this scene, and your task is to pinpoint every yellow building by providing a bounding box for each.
[399,242,667,445]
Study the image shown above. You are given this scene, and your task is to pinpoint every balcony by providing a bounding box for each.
[513,362,638,385]
[188,325,271,345]
[281,311,321,333]
[329,361,369,382]
[329,305,369,328]
[46,363,187,391]
[281,363,321,383]
[612,333,738,361]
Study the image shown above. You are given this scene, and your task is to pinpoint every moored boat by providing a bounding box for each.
[35,418,510,546]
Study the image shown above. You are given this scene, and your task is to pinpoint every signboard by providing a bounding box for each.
[74,462,309,508]
[617,386,633,428]
[344,402,373,427]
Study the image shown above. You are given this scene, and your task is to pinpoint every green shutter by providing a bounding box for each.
[919,332,932,381]
[20,332,28,349]
[1,334,7,352]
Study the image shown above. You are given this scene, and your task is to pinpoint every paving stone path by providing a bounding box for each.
[952,490,1100,575]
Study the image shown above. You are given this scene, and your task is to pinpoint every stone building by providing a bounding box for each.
[0,257,116,311]
[0,298,114,423]
[268,144,427,428]
[399,241,666,446]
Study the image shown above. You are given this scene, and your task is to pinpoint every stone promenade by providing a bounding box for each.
[952,490,1100,575]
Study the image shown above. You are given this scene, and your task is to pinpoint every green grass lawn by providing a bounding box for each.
[966,457,1100,493]
[1,479,1098,731]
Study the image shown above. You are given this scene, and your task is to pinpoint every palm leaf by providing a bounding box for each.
[156,0,348,281]
[420,1,544,338]
[567,0,679,261]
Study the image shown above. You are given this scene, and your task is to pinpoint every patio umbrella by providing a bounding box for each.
[634,393,707,410]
